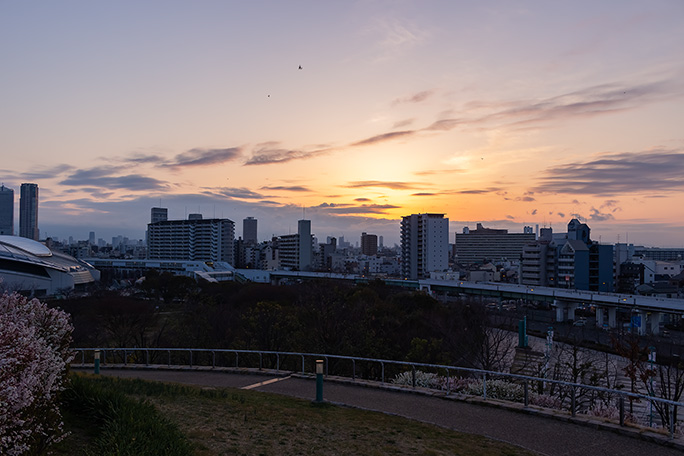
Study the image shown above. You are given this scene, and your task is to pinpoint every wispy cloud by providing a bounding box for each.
[424,118,465,131]
[351,130,416,147]
[535,149,684,195]
[458,189,500,194]
[393,90,434,105]
[202,187,266,200]
[125,153,165,164]
[245,142,332,165]
[588,207,615,222]
[164,147,241,168]
[414,169,466,176]
[63,166,127,180]
[312,202,351,209]
[5,164,76,181]
[371,18,427,62]
[425,79,681,133]
[392,118,415,129]
[314,203,401,215]
[63,187,116,199]
[60,169,168,191]
[261,185,312,192]
[345,180,424,190]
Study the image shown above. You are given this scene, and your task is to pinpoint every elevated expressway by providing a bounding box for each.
[268,270,684,335]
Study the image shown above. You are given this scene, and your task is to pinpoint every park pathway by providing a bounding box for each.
[80,367,684,456]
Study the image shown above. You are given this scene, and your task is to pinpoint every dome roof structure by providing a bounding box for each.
[0,235,99,296]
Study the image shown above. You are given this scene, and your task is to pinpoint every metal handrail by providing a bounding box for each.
[73,347,684,438]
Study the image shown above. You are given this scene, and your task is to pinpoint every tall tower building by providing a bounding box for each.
[19,183,39,240]
[276,219,314,271]
[151,207,168,223]
[400,213,449,280]
[0,184,14,235]
[243,217,257,244]
[361,232,378,256]
[297,219,312,271]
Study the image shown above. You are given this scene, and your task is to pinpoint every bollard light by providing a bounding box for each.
[315,359,324,402]
[94,349,101,375]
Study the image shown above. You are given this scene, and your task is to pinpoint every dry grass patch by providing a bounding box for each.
[149,386,534,456]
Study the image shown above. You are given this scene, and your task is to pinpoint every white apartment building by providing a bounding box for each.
[400,213,449,280]
[147,218,234,263]
[276,219,314,271]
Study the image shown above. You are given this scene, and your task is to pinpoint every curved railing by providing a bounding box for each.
[72,347,683,439]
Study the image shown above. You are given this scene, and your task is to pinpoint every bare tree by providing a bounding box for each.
[473,326,516,372]
[639,354,684,430]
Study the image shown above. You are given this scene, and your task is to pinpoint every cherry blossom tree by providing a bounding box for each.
[0,292,73,455]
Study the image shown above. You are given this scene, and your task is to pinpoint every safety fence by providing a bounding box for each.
[73,347,683,439]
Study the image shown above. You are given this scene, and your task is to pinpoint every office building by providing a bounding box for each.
[361,232,378,256]
[19,183,39,240]
[151,207,168,223]
[454,223,535,265]
[243,217,257,244]
[147,217,235,263]
[0,185,13,235]
[400,213,449,280]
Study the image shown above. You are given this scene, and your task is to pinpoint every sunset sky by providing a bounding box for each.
[1,1,684,246]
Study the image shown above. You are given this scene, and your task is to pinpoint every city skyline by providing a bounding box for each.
[1,2,684,246]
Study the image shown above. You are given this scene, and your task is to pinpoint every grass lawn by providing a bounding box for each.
[56,374,535,456]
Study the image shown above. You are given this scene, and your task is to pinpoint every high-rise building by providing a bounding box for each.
[0,184,13,235]
[151,207,168,223]
[400,213,449,280]
[89,231,96,245]
[19,183,39,240]
[277,219,314,271]
[298,220,312,271]
[361,232,378,256]
[147,217,235,263]
[243,217,257,244]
